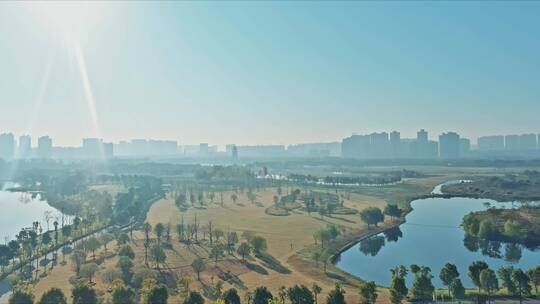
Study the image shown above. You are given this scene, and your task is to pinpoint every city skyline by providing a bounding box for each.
[1,2,540,146]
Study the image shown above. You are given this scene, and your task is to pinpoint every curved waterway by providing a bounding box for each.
[0,182,64,241]
[335,182,540,288]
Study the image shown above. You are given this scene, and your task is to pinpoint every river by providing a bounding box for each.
[335,183,540,288]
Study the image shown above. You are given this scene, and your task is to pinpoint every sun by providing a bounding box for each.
[25,1,103,43]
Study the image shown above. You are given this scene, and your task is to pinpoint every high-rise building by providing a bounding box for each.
[459,138,471,157]
[0,133,15,161]
[82,138,114,159]
[439,132,460,159]
[37,136,53,159]
[417,129,428,143]
[341,134,371,158]
[18,135,32,159]
[390,131,401,158]
[519,134,537,150]
[505,135,520,150]
[199,143,209,156]
[478,136,505,150]
[231,145,238,161]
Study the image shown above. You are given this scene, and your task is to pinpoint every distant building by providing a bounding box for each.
[37,136,53,159]
[18,135,32,159]
[505,135,520,150]
[439,132,460,159]
[231,145,238,161]
[236,145,285,158]
[82,138,113,159]
[459,138,471,157]
[414,129,438,159]
[478,135,505,151]
[199,143,209,156]
[341,134,370,158]
[519,134,537,150]
[287,142,341,157]
[390,131,401,158]
[0,133,15,161]
[417,129,428,143]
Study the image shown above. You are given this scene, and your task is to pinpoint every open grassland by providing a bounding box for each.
[26,174,448,304]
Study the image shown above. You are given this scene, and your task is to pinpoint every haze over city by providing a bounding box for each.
[1,1,540,146]
[3,2,540,304]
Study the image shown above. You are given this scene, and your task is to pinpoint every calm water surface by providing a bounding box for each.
[0,183,63,241]
[336,192,540,287]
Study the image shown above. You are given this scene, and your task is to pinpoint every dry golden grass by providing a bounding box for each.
[145,188,393,303]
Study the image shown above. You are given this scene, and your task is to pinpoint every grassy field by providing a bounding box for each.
[26,173,453,304]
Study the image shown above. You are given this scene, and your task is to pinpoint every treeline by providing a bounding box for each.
[288,170,422,186]
[463,209,540,248]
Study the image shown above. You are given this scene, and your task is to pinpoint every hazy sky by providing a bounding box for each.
[1,1,539,147]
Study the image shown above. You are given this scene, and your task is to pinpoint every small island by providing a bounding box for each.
[463,207,540,248]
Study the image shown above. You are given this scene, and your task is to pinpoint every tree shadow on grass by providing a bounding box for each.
[257,253,291,274]
[245,262,269,275]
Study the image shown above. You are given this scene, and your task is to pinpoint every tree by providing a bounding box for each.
[223,288,241,304]
[410,266,434,301]
[213,228,224,243]
[143,222,152,266]
[85,237,101,260]
[253,286,273,304]
[503,220,523,240]
[0,244,13,272]
[249,236,267,255]
[237,242,251,261]
[154,223,165,244]
[112,285,136,304]
[70,249,87,274]
[358,281,377,304]
[480,268,499,304]
[383,204,402,221]
[38,288,67,304]
[9,288,34,304]
[325,284,345,304]
[80,262,99,283]
[287,285,314,304]
[226,231,238,254]
[498,266,517,296]
[513,269,532,304]
[150,244,166,269]
[117,256,134,284]
[117,233,130,246]
[449,278,465,301]
[99,233,114,252]
[311,284,322,304]
[439,263,460,297]
[478,220,496,239]
[147,284,168,304]
[118,244,135,259]
[527,265,540,296]
[209,244,224,264]
[359,207,384,228]
[184,291,205,304]
[72,284,97,304]
[389,266,408,304]
[469,261,489,294]
[191,258,206,281]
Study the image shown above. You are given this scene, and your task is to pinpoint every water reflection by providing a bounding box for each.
[383,226,403,243]
[359,235,385,256]
[462,236,523,263]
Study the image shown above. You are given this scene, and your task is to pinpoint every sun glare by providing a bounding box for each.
[25,1,103,43]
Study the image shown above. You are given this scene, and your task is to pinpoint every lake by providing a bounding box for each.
[0,183,64,241]
[335,188,540,287]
